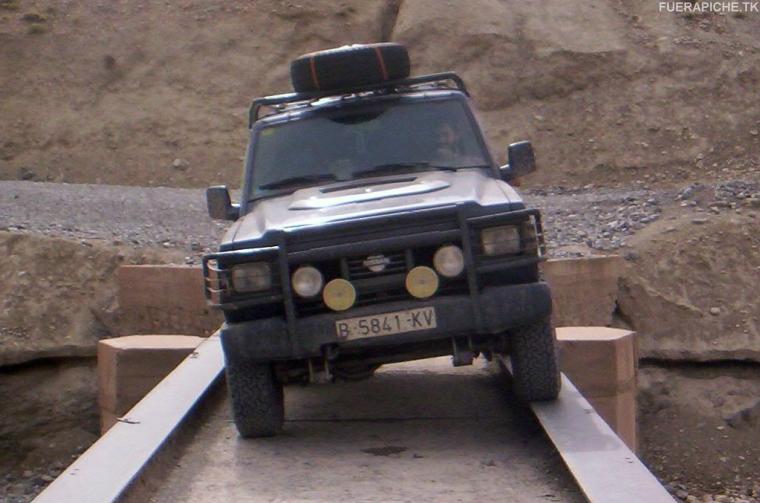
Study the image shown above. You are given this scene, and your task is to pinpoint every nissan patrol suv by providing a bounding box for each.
[203,43,560,438]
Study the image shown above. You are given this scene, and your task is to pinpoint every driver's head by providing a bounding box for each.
[435,122,459,149]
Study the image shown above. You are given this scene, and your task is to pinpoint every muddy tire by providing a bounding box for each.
[510,317,561,401]
[226,360,284,438]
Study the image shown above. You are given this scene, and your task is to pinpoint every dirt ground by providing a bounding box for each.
[639,364,760,501]
[0,0,758,188]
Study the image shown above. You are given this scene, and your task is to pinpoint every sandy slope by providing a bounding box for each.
[1,0,758,188]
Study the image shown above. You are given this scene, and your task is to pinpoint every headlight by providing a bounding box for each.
[481,225,521,255]
[231,262,271,293]
[433,245,465,277]
[291,266,324,298]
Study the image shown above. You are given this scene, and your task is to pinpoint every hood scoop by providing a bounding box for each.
[289,179,450,210]
[320,176,417,193]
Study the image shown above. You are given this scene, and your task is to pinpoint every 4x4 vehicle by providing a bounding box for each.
[203,43,560,438]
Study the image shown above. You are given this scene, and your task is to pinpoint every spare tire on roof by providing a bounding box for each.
[290,43,410,93]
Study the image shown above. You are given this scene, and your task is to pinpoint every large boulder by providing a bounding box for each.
[0,233,182,366]
[618,213,760,362]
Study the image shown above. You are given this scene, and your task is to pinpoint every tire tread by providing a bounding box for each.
[510,318,561,401]
[226,361,284,438]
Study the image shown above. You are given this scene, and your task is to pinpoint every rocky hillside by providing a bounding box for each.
[1,0,758,188]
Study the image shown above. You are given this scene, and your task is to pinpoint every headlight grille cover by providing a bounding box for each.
[481,225,521,256]
[231,262,272,293]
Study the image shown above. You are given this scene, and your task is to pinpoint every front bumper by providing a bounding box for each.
[221,281,551,363]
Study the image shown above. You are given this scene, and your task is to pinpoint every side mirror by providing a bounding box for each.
[206,186,240,221]
[499,141,537,181]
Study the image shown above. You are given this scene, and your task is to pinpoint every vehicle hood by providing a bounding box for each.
[224,169,523,246]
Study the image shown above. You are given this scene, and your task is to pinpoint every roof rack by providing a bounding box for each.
[247,72,469,128]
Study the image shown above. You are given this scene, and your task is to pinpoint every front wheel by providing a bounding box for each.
[510,317,561,401]
[226,360,284,438]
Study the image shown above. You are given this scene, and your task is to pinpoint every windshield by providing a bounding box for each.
[248,98,489,198]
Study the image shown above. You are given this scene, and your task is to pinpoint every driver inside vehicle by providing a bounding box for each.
[431,121,484,167]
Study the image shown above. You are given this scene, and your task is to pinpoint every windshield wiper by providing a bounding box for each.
[352,162,461,179]
[257,173,341,191]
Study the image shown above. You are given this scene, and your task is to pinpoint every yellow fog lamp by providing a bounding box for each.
[405,266,439,299]
[322,278,357,311]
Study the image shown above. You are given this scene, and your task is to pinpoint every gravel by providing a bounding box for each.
[525,186,666,253]
[1,179,757,261]
[0,181,230,262]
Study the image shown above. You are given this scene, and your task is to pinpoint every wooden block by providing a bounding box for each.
[556,326,638,452]
[557,327,637,397]
[116,265,223,336]
[587,389,637,453]
[118,265,207,312]
[542,256,624,327]
[98,335,203,418]
[100,408,119,435]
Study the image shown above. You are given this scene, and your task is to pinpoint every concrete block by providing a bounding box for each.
[542,256,624,327]
[98,335,203,433]
[556,327,637,452]
[116,265,223,336]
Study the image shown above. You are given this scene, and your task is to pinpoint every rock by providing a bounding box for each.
[171,158,189,170]
[724,400,760,429]
[624,250,639,261]
[692,217,709,225]
[17,167,36,181]
[618,214,760,362]
[21,12,46,23]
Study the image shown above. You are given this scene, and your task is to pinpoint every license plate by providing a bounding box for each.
[335,307,437,340]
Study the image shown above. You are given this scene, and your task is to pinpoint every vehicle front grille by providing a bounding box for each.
[345,251,408,280]
[291,244,469,317]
